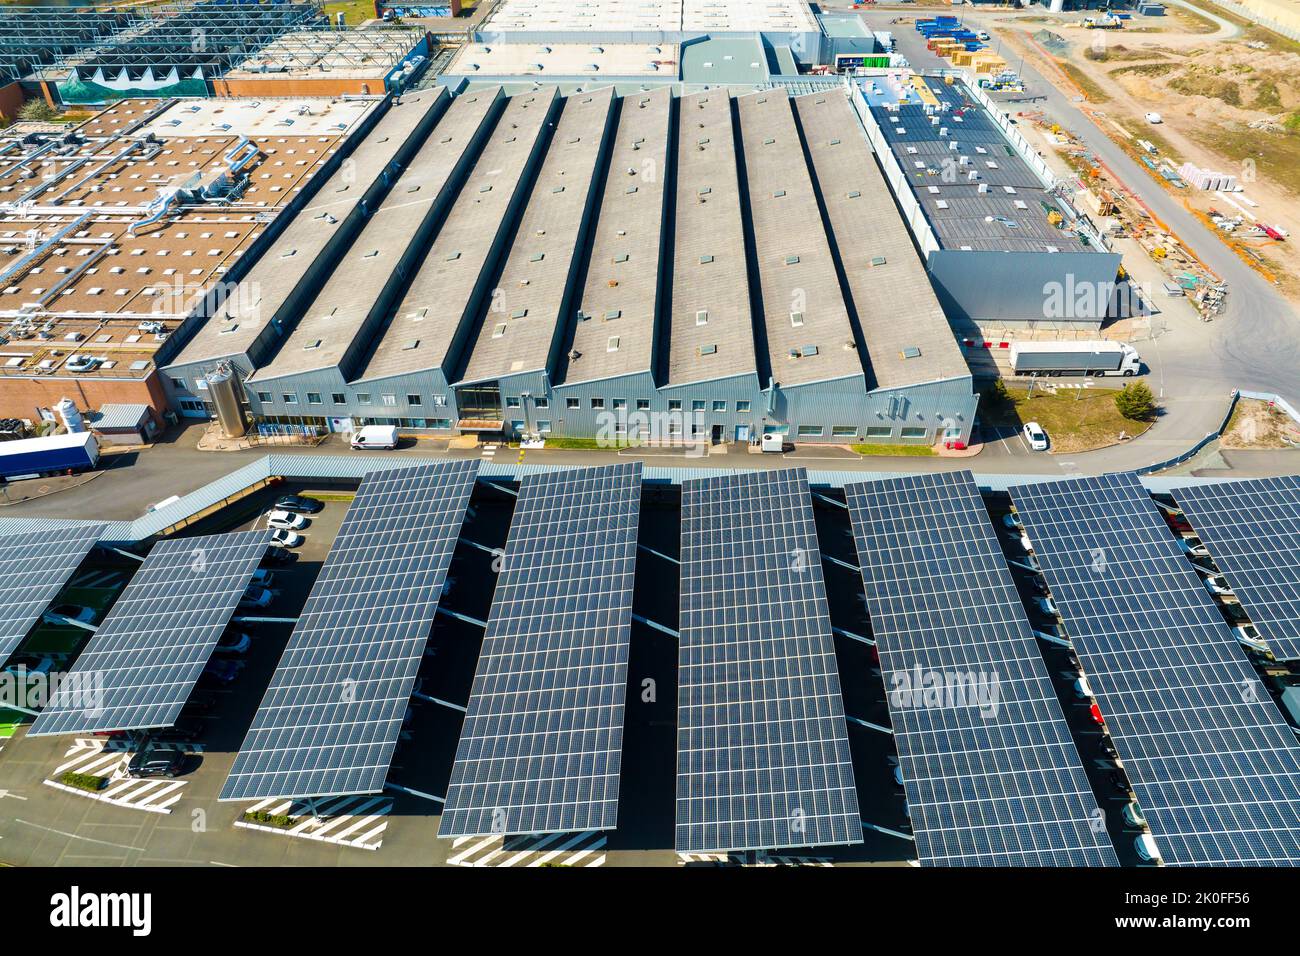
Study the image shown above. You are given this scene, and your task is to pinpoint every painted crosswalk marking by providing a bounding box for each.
[677,852,832,867]
[234,795,391,851]
[447,831,607,867]
[44,738,188,814]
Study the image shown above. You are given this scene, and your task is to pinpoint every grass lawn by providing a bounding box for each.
[850,443,935,457]
[989,385,1154,453]
[516,437,642,450]
[324,0,378,25]
[0,712,23,738]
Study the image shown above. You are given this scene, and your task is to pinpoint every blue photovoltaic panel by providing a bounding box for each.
[29,531,271,736]
[845,471,1118,866]
[221,460,479,802]
[1010,472,1300,866]
[0,524,103,662]
[676,468,862,854]
[1172,476,1300,662]
[439,462,642,837]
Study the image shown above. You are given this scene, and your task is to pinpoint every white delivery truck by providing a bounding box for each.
[1008,341,1141,377]
[350,424,399,449]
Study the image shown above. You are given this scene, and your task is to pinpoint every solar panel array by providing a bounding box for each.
[1172,476,1300,662]
[30,531,271,736]
[221,460,479,802]
[676,468,862,853]
[439,462,642,837]
[0,524,104,662]
[845,471,1118,866]
[1010,472,1300,866]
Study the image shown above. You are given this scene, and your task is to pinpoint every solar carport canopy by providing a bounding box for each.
[676,467,862,854]
[0,524,104,662]
[845,471,1117,866]
[1172,476,1300,662]
[29,531,271,736]
[439,462,642,837]
[1010,472,1300,866]
[221,460,480,802]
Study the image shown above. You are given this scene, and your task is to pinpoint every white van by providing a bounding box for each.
[350,424,398,450]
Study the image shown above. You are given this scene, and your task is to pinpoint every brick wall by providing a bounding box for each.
[0,372,167,428]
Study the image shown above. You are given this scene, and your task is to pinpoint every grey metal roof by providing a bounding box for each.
[251,88,499,383]
[667,90,756,387]
[869,76,1096,254]
[679,36,769,87]
[794,90,968,390]
[735,89,861,387]
[0,454,1249,547]
[90,403,151,430]
[355,89,558,385]
[561,86,671,386]
[459,86,616,385]
[167,91,445,372]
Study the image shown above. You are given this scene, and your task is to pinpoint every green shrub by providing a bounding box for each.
[60,771,106,792]
[18,99,58,123]
[1114,381,1157,422]
[243,809,298,828]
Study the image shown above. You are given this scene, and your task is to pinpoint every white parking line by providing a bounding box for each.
[447,831,607,868]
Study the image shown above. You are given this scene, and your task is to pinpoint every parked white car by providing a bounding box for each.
[1022,421,1049,451]
[270,528,303,548]
[266,510,308,531]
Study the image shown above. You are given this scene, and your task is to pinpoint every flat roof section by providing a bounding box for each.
[679,36,768,87]
[563,87,671,386]
[459,87,616,385]
[251,88,498,383]
[667,91,755,386]
[447,41,678,78]
[138,97,378,140]
[169,91,444,370]
[735,90,859,387]
[483,0,684,33]
[357,89,558,385]
[794,91,968,390]
[866,75,1095,254]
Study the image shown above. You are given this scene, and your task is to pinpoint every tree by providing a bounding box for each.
[18,99,58,123]
[1114,381,1157,422]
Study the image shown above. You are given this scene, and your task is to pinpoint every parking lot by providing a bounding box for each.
[3,465,1279,867]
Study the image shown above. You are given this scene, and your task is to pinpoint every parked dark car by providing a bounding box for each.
[274,494,324,514]
[181,691,219,716]
[214,631,251,655]
[262,545,297,566]
[148,718,205,743]
[127,742,186,779]
[198,658,243,687]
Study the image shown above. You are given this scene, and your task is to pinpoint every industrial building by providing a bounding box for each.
[856,72,1121,330]
[0,94,384,429]
[0,2,430,109]
[474,0,822,60]
[166,82,977,447]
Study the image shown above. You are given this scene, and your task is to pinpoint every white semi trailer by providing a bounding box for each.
[1009,341,1141,377]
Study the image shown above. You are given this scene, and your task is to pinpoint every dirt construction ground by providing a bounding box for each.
[1221,397,1300,447]
[987,1,1300,304]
